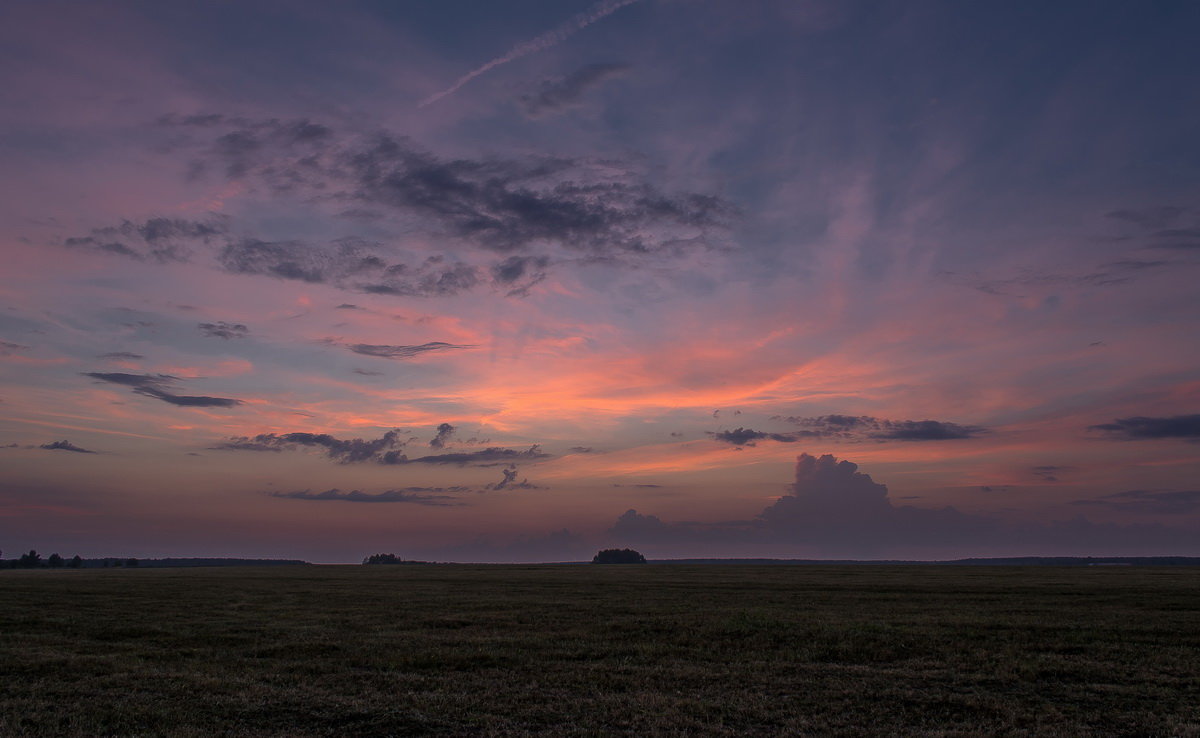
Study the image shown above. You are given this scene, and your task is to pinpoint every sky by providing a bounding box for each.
[2,0,1199,563]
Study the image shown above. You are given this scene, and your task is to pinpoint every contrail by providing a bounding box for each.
[419,0,643,108]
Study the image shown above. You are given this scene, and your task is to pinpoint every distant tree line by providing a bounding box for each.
[362,553,431,565]
[2,549,137,569]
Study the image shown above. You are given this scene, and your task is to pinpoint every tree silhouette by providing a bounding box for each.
[68,555,83,568]
[18,550,41,568]
[591,548,647,564]
[47,553,64,568]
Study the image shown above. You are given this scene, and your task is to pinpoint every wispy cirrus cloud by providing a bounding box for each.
[1073,489,1200,515]
[519,62,630,117]
[418,0,642,107]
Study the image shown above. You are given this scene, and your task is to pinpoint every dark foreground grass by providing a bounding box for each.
[1,565,1198,737]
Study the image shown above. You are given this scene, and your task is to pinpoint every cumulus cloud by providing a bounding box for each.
[606,453,1197,558]
[198,321,249,340]
[1089,415,1200,440]
[83,372,242,408]
[271,488,463,505]
[39,440,97,454]
[519,62,630,117]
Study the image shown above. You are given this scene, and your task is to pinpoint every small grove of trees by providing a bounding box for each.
[4,551,92,569]
[592,548,647,564]
[362,553,430,565]
[7,550,85,569]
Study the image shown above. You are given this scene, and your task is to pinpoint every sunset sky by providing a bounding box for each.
[2,0,1198,562]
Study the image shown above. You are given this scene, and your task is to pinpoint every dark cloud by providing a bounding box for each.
[336,303,362,310]
[1031,465,1074,482]
[429,422,456,449]
[218,238,480,297]
[484,465,541,491]
[772,415,985,442]
[214,429,548,467]
[345,341,475,360]
[519,62,630,117]
[940,251,1194,296]
[172,118,733,259]
[65,120,733,306]
[214,430,404,464]
[352,368,383,377]
[491,255,549,297]
[198,321,249,340]
[98,351,144,360]
[874,420,982,441]
[39,440,97,454]
[569,446,593,453]
[0,340,30,355]
[403,445,550,467]
[271,488,463,505]
[63,216,229,263]
[708,427,815,447]
[1089,415,1200,440]
[1074,489,1200,515]
[159,116,334,180]
[347,136,733,256]
[1105,206,1186,230]
[83,372,242,408]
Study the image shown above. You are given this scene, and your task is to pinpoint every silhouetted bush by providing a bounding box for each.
[68,555,83,568]
[18,550,41,568]
[592,548,647,564]
[47,553,64,568]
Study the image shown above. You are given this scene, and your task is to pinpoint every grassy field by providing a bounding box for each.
[0,565,1197,737]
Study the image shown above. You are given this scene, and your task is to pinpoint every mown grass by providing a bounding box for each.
[1,565,1198,736]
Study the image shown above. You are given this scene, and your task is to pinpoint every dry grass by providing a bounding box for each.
[1,564,1198,736]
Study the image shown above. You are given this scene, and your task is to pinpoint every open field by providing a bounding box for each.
[1,565,1198,737]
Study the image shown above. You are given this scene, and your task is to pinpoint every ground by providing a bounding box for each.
[1,564,1198,736]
